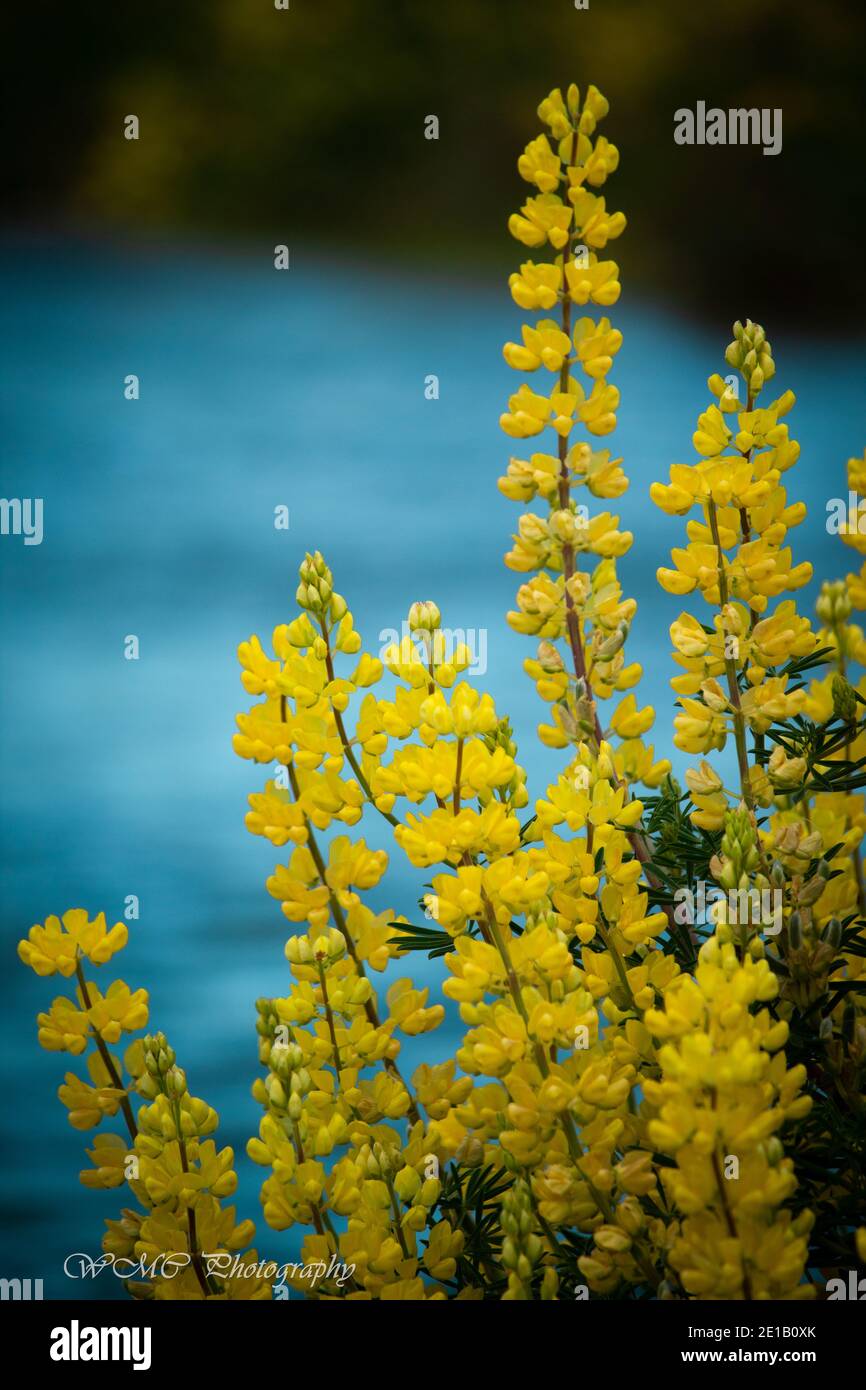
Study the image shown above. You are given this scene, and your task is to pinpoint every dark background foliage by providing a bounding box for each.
[3,0,865,327]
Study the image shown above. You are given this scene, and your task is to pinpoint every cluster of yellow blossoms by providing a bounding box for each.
[20,84,866,1301]
[651,321,813,804]
[18,911,269,1298]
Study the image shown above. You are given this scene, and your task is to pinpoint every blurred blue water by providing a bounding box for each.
[1,235,863,1297]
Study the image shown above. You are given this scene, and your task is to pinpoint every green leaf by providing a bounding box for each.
[388,921,456,958]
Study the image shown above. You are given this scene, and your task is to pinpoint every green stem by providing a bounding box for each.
[386,1176,412,1260]
[177,1133,218,1297]
[707,497,753,807]
[453,737,464,815]
[316,958,343,1087]
[595,918,637,1012]
[319,619,399,827]
[284,754,422,1127]
[74,957,137,1142]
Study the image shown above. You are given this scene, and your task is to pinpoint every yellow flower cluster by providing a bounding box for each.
[21,83,866,1304]
[649,316,865,1049]
[235,561,483,1298]
[645,935,812,1299]
[652,322,815,814]
[763,450,866,1000]
[224,87,830,1303]
[18,911,269,1299]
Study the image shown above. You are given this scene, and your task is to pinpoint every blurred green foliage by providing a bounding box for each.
[4,0,865,325]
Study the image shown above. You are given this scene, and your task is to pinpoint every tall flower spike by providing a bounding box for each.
[500,85,668,795]
[17,916,267,1299]
[651,320,815,824]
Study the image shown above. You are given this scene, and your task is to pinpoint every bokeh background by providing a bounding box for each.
[1,0,864,1298]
